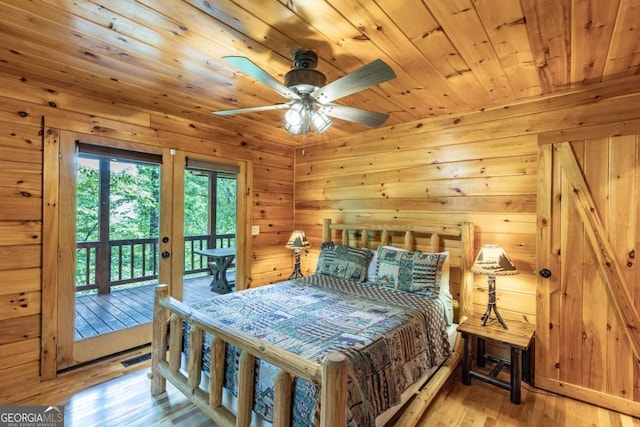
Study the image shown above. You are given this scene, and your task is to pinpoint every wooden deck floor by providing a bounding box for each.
[75,274,230,340]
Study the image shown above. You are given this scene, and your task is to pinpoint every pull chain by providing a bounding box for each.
[301,134,306,157]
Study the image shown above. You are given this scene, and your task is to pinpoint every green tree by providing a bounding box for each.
[184,171,237,236]
[216,176,236,234]
[76,161,100,242]
[76,157,237,287]
[109,162,160,239]
[184,171,210,236]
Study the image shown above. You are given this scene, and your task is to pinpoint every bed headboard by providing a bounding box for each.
[321,218,475,323]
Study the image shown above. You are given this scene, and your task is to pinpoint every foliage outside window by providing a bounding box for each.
[75,154,237,293]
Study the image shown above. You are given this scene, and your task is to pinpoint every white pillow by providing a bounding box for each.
[439,251,450,296]
[438,252,453,325]
[366,249,379,282]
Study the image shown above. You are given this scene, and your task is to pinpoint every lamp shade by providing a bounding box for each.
[471,244,518,276]
[285,230,310,250]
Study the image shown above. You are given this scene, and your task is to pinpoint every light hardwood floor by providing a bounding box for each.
[1,346,638,427]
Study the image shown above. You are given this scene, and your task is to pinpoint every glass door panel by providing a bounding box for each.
[182,163,237,303]
[72,148,161,364]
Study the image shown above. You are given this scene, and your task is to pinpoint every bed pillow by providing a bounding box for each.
[439,251,450,296]
[375,246,410,289]
[375,246,447,294]
[316,242,374,282]
[410,251,447,295]
[365,249,379,282]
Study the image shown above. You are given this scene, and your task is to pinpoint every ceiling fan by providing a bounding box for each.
[212,50,397,135]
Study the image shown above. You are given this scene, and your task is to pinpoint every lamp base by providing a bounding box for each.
[481,275,508,329]
[288,250,304,280]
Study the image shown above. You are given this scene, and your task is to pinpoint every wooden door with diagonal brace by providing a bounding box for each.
[536,136,640,417]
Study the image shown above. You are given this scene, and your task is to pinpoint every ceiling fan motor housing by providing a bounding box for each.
[284,69,326,92]
[285,50,327,93]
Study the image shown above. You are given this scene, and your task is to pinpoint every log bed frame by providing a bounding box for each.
[150,219,474,427]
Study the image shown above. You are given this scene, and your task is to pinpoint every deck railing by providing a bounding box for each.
[75,234,235,294]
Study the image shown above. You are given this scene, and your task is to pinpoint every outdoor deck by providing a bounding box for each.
[75,274,232,340]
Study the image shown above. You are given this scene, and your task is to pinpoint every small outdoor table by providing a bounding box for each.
[195,247,236,294]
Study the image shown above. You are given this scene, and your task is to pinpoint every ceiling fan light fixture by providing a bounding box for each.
[285,104,304,126]
[285,121,302,135]
[285,109,311,135]
[285,121,312,135]
[311,110,332,133]
[214,51,397,136]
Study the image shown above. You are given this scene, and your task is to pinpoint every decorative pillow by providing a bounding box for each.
[375,246,447,294]
[316,241,338,271]
[375,246,408,288]
[376,246,407,288]
[316,242,374,282]
[410,252,447,295]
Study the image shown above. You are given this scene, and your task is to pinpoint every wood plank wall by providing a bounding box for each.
[0,71,294,389]
[2,66,640,407]
[293,75,640,329]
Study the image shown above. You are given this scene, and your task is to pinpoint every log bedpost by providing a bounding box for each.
[274,369,293,426]
[381,230,389,246]
[361,229,369,247]
[460,222,475,322]
[320,352,348,427]
[237,351,255,427]
[430,233,440,253]
[323,218,332,242]
[342,229,349,246]
[168,314,182,372]
[209,337,225,408]
[404,230,414,249]
[151,284,169,395]
[187,326,204,390]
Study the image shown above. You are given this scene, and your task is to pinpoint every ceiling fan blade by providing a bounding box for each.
[212,103,289,116]
[223,56,300,100]
[312,59,396,103]
[319,104,389,128]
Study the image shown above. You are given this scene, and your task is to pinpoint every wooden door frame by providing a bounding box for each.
[169,151,250,301]
[41,129,252,378]
[42,130,173,373]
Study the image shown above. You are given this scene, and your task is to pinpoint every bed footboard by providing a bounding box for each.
[150,284,347,427]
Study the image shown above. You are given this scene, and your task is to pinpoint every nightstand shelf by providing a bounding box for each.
[457,317,535,404]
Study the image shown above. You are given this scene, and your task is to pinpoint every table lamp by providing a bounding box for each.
[286,230,310,279]
[471,244,518,329]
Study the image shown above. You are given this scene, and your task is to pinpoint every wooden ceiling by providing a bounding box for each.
[2,0,640,147]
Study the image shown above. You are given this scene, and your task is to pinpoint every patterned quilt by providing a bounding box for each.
[184,275,450,427]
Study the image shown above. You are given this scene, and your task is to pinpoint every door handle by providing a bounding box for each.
[161,251,170,259]
[539,268,552,278]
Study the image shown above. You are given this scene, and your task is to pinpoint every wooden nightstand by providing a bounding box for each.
[457,317,535,404]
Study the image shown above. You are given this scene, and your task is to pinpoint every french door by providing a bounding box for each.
[54,133,174,369]
[46,131,248,373]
